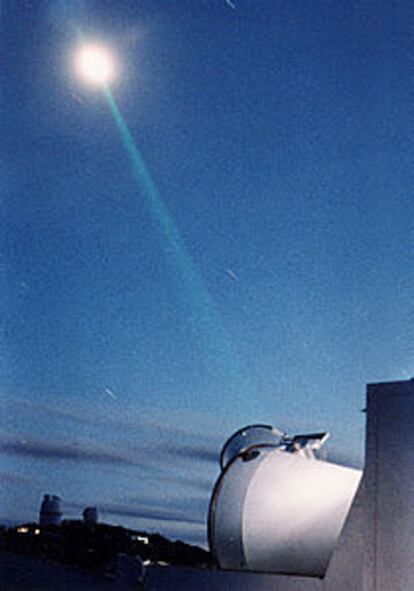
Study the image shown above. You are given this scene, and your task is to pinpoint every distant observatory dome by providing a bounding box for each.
[39,494,62,526]
[83,506,98,525]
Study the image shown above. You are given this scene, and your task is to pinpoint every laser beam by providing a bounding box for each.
[102,86,250,402]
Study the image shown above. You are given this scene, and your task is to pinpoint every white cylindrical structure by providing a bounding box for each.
[39,494,62,526]
[209,426,362,577]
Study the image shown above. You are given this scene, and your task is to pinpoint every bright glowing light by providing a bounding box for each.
[75,43,115,86]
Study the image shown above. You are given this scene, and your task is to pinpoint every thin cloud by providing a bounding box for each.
[142,471,215,494]
[64,494,209,527]
[0,433,220,492]
[0,434,141,468]
[1,399,101,426]
[100,502,205,526]
[123,494,209,521]
[2,399,223,469]
[2,399,223,444]
[0,471,34,484]
[165,442,219,464]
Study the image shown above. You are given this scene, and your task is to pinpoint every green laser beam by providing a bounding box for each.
[103,87,201,306]
[103,86,250,397]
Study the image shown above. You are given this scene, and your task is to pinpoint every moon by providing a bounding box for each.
[75,43,115,86]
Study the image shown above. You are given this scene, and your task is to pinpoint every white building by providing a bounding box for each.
[39,494,62,526]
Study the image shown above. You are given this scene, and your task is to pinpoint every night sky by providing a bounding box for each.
[1,1,412,546]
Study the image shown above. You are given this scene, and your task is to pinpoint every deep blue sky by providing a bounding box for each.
[1,0,412,545]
